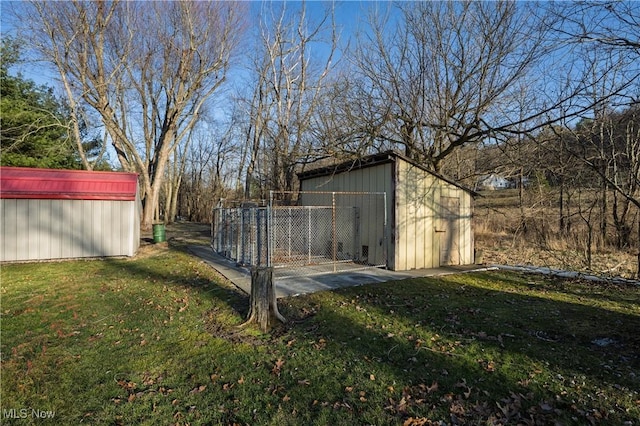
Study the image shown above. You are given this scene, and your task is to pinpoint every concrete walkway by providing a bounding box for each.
[188,245,491,298]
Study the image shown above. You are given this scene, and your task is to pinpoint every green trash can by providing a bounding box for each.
[153,223,166,243]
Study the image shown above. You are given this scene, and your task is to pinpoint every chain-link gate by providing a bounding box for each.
[212,191,387,278]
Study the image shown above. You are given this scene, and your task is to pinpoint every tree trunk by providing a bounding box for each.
[637,210,640,279]
[242,267,286,332]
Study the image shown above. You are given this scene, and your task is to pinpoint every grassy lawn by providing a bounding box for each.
[1,244,639,425]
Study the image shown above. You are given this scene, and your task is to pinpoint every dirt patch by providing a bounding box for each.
[132,239,169,259]
[202,306,266,345]
[167,222,211,245]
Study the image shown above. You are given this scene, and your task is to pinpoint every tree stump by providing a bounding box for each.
[242,267,286,332]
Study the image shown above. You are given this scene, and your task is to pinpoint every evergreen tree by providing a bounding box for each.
[1,37,80,169]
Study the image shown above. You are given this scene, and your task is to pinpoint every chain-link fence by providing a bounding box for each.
[212,191,387,278]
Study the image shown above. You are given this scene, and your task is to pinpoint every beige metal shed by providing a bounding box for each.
[297,151,476,271]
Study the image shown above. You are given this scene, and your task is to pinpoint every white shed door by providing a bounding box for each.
[439,196,460,266]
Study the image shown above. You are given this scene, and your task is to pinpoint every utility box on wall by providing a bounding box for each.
[1,167,140,262]
[297,151,476,271]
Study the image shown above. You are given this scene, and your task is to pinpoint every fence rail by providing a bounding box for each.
[212,191,387,278]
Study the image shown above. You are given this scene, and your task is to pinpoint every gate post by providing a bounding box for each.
[332,192,337,272]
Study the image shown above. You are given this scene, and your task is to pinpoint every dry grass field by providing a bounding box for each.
[474,189,639,280]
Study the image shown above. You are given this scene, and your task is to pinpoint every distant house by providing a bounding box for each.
[1,167,140,262]
[476,174,511,191]
[297,151,476,270]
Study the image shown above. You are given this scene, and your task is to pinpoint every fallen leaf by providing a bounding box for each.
[403,417,432,426]
[189,385,206,394]
[272,358,285,376]
[398,396,407,412]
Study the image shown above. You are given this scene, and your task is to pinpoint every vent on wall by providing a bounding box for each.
[362,245,369,262]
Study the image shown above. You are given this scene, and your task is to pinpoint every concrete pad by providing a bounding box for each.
[188,245,252,294]
[188,245,491,298]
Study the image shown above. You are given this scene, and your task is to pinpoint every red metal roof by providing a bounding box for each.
[0,167,138,201]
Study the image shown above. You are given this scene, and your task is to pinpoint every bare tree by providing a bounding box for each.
[21,1,246,229]
[176,124,241,223]
[550,1,640,59]
[337,2,548,171]
[332,2,638,173]
[548,0,640,275]
[239,2,338,199]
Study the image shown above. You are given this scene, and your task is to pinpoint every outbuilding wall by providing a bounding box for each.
[0,167,140,262]
[299,163,392,267]
[395,159,473,270]
[298,152,475,271]
[1,199,140,261]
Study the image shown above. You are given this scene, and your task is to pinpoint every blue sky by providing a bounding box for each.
[2,1,373,88]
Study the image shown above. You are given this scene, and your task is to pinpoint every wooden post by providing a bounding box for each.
[242,266,286,332]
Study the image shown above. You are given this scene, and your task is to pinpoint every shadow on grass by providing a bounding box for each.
[277,271,640,423]
[131,239,246,309]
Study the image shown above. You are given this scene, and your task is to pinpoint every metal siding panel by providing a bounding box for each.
[1,200,17,261]
[81,201,93,256]
[26,200,38,260]
[101,201,112,255]
[118,201,129,255]
[364,167,376,264]
[414,188,426,269]
[374,166,384,266]
[432,183,441,267]
[396,161,407,271]
[134,194,141,254]
[390,161,399,270]
[49,200,63,259]
[128,200,136,256]
[93,200,105,256]
[115,201,125,255]
[461,192,473,264]
[125,200,133,256]
[116,201,124,255]
[38,200,51,259]
[383,163,393,269]
[61,200,75,258]
[75,199,87,258]
[109,201,119,255]
[17,200,30,261]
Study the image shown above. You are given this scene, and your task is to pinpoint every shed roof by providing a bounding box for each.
[298,151,477,196]
[0,167,138,201]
